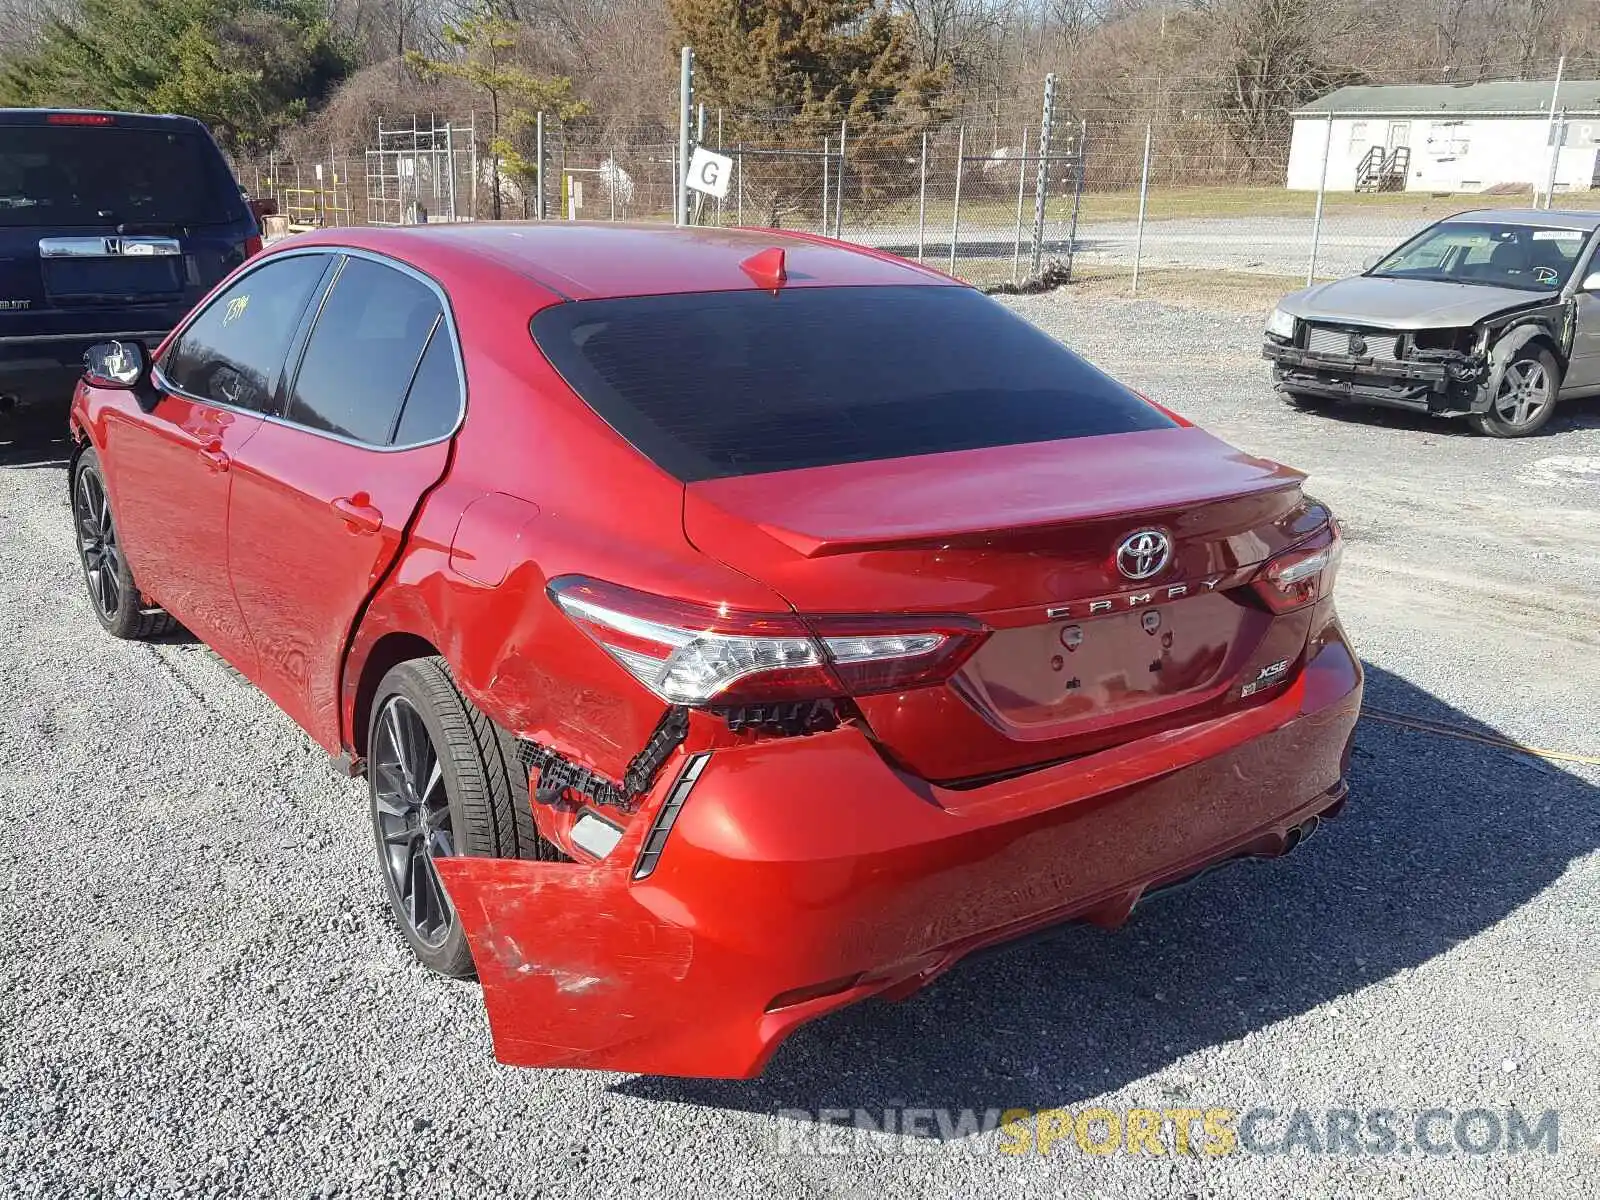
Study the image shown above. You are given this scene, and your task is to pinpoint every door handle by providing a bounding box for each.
[331,493,383,534]
[198,442,230,472]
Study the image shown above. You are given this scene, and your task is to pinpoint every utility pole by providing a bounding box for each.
[1307,110,1333,284]
[1132,121,1152,294]
[1029,73,1057,277]
[676,46,693,226]
[1541,56,1565,209]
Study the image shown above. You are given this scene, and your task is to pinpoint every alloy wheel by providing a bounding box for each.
[372,696,457,947]
[74,467,122,619]
[1492,359,1553,428]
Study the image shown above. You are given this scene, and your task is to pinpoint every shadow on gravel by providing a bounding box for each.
[1297,393,1600,438]
[0,409,72,469]
[618,664,1598,1125]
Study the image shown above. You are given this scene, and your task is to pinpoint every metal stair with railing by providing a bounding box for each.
[1355,146,1410,193]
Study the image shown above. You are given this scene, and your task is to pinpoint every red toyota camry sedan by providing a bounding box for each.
[68,224,1360,1078]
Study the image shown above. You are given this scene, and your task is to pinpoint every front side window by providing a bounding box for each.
[162,254,328,411]
[286,257,443,445]
[531,285,1173,482]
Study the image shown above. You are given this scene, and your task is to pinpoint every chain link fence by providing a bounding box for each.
[237,75,1600,302]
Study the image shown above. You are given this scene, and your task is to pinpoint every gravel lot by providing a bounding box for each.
[2,292,1598,1199]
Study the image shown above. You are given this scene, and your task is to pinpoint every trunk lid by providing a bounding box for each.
[685,427,1324,780]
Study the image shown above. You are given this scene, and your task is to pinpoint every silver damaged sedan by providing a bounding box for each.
[1264,209,1600,437]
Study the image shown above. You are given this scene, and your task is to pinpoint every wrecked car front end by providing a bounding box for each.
[1264,321,1495,416]
[1263,212,1599,426]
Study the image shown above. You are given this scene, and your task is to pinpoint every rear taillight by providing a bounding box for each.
[549,576,987,705]
[243,234,263,258]
[1251,523,1342,613]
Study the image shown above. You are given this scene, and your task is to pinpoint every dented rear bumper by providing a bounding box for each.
[436,617,1362,1078]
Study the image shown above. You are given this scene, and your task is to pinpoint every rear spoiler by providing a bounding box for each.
[686,427,1308,558]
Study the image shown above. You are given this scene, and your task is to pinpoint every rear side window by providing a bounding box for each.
[530,286,1172,481]
[287,257,443,445]
[0,125,236,228]
[393,324,463,445]
[162,254,328,412]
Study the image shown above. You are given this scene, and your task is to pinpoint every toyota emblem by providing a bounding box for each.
[1115,529,1171,580]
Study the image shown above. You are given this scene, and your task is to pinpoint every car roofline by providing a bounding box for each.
[280,223,966,302]
[0,108,211,133]
[1438,207,1600,232]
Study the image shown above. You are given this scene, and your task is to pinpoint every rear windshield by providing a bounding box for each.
[0,125,235,228]
[531,285,1172,481]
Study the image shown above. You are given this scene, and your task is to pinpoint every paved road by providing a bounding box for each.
[1,295,1597,1198]
[850,213,1421,278]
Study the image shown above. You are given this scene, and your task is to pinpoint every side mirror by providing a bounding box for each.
[1581,271,1600,293]
[83,340,149,390]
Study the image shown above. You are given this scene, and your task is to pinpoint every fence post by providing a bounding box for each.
[916,132,928,263]
[469,112,478,221]
[737,143,744,225]
[1029,73,1056,278]
[535,112,546,220]
[1065,120,1087,280]
[949,125,965,275]
[1132,121,1153,295]
[835,119,846,239]
[1307,110,1333,285]
[676,46,693,226]
[821,137,830,235]
[716,109,724,226]
[691,103,706,225]
[1011,125,1029,283]
[561,119,571,221]
[443,123,455,222]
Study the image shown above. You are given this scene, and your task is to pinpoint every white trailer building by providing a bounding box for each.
[1286,80,1600,194]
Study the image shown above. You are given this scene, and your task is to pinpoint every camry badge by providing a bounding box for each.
[1116,530,1171,581]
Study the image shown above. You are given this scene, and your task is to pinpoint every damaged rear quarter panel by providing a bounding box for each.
[339,297,794,791]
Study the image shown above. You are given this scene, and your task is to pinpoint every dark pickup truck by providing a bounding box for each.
[0,109,260,418]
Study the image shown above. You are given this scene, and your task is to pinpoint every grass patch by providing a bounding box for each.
[1055,264,1309,313]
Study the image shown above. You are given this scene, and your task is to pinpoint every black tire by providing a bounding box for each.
[1469,347,1561,438]
[1281,388,1333,412]
[71,448,179,640]
[367,657,561,977]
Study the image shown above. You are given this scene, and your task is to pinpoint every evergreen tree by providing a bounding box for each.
[406,16,586,219]
[669,0,949,223]
[0,0,353,154]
